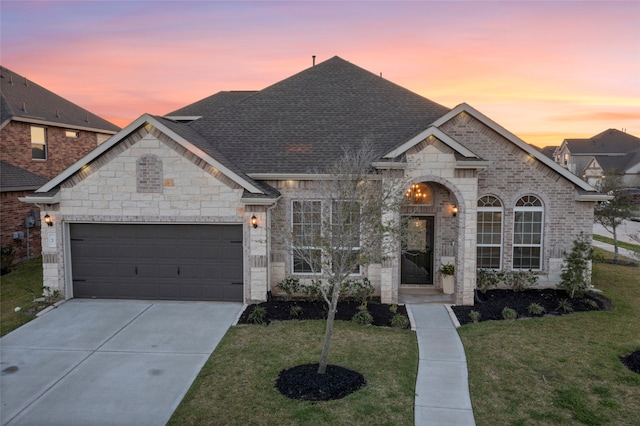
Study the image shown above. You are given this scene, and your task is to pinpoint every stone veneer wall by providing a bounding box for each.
[40,126,261,300]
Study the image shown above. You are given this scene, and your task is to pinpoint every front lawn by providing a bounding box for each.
[459,249,640,425]
[169,320,418,425]
[0,258,43,337]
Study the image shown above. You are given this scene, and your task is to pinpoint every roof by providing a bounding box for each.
[0,66,120,133]
[0,160,48,192]
[563,129,640,155]
[178,56,451,174]
[167,91,257,118]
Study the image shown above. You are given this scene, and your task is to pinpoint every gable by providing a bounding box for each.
[34,115,278,200]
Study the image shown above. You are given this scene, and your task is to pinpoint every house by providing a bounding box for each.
[1,66,120,262]
[22,56,607,306]
[553,129,640,187]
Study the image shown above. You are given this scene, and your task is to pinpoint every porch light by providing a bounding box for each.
[44,214,53,227]
[251,215,258,229]
[452,206,458,217]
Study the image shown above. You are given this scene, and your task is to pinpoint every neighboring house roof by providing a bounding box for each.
[0,66,120,133]
[0,160,48,192]
[537,145,557,159]
[563,129,640,155]
[178,56,451,174]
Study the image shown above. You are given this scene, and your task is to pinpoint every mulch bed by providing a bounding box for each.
[451,289,611,325]
[275,363,366,401]
[620,351,640,374]
[237,299,409,328]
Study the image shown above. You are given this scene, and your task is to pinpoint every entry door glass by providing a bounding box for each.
[402,217,434,284]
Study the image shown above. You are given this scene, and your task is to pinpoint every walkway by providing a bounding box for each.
[408,304,475,425]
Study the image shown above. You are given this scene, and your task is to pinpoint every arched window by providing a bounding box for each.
[477,196,503,269]
[405,182,433,205]
[513,195,543,270]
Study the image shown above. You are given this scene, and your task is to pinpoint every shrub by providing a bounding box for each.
[558,232,592,298]
[301,279,325,301]
[352,309,373,325]
[277,277,301,300]
[390,313,409,328]
[469,310,481,323]
[557,299,574,313]
[476,269,501,293]
[502,307,518,320]
[583,298,599,310]
[1,245,15,275]
[389,303,398,313]
[289,304,303,318]
[505,270,538,292]
[344,277,374,304]
[527,303,546,315]
[247,305,267,324]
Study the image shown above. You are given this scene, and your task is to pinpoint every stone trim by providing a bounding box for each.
[136,154,163,193]
[61,215,243,224]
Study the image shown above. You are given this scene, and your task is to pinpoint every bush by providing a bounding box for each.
[289,304,303,318]
[352,309,373,325]
[277,277,301,300]
[469,310,481,323]
[344,277,374,304]
[558,233,591,298]
[389,304,398,313]
[505,270,538,292]
[247,306,267,324]
[527,303,546,315]
[390,313,409,328]
[502,307,517,320]
[476,269,501,293]
[557,299,573,313]
[1,245,15,275]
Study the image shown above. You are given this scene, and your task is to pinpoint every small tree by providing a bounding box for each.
[594,170,637,262]
[558,232,592,298]
[275,142,407,374]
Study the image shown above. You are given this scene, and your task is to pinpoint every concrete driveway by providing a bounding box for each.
[0,299,242,425]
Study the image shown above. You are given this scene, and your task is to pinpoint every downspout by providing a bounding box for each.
[266,196,282,301]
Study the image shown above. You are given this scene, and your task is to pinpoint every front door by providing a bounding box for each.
[401,216,434,285]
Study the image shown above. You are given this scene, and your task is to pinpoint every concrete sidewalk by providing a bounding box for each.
[408,305,475,426]
[592,239,638,259]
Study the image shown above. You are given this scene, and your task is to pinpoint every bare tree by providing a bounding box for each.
[275,142,408,374]
[594,170,638,262]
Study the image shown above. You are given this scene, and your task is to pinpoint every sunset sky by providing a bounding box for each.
[2,1,639,147]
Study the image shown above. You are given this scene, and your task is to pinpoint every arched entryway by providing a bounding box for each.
[399,181,460,300]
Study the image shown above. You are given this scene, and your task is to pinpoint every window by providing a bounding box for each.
[513,195,543,270]
[292,200,322,273]
[31,126,47,160]
[331,200,361,274]
[65,130,79,138]
[477,196,502,269]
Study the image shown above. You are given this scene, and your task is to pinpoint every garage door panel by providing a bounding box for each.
[71,224,243,301]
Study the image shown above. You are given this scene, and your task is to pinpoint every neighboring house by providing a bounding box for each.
[22,56,607,306]
[553,129,640,188]
[1,66,120,262]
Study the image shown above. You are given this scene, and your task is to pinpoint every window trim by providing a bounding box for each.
[291,199,323,275]
[512,195,544,271]
[476,195,503,270]
[30,125,47,160]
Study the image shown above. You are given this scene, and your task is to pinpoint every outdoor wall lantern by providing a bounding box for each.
[44,214,54,226]
[251,215,258,229]
[452,206,458,217]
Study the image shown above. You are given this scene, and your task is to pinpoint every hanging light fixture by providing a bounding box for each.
[44,214,53,226]
[251,215,258,229]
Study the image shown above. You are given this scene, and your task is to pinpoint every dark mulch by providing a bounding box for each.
[451,289,612,325]
[237,299,409,328]
[621,351,640,374]
[275,363,366,401]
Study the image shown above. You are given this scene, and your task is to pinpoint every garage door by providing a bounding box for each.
[70,224,243,301]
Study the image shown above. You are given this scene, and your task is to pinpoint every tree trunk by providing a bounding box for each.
[318,284,341,374]
[613,227,619,262]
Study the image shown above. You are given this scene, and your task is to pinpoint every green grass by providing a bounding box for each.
[459,248,640,425]
[169,320,418,425]
[0,258,43,336]
[593,234,640,253]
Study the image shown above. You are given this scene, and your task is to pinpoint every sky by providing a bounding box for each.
[1,1,639,148]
